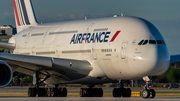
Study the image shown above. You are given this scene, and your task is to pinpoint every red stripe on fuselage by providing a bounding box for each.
[13,0,21,26]
[110,31,121,42]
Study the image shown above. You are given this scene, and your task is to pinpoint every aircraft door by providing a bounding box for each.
[42,30,49,42]
[92,44,97,60]
[56,45,60,57]
[25,30,32,43]
[121,42,128,59]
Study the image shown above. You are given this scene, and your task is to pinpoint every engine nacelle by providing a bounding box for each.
[0,61,12,87]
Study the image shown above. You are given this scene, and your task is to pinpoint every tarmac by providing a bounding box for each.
[0,87,180,92]
[0,97,180,101]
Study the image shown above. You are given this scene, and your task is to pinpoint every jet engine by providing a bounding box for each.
[0,61,12,87]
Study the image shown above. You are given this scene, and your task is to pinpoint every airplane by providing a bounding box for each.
[0,0,179,99]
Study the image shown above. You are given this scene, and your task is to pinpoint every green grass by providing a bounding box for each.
[0,92,28,97]
[156,92,180,96]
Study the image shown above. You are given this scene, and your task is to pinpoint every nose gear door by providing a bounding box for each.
[121,42,128,59]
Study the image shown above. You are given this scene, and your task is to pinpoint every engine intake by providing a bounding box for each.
[0,61,12,87]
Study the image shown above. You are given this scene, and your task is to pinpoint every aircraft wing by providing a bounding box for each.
[0,53,92,81]
[170,54,180,69]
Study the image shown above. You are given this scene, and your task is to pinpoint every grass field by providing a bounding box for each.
[0,92,180,97]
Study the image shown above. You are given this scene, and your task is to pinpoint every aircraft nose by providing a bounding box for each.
[130,45,170,77]
[148,46,170,75]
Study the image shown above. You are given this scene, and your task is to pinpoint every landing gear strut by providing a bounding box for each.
[112,80,131,97]
[141,76,156,99]
[28,70,67,97]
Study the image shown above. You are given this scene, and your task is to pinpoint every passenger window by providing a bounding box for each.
[157,40,162,44]
[138,40,144,45]
[143,40,148,45]
[149,40,156,44]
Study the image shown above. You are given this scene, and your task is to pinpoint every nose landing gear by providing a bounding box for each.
[141,76,156,99]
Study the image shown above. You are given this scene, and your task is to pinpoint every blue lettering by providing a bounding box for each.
[94,32,99,43]
[90,33,95,43]
[70,34,76,44]
[70,31,111,44]
[78,34,82,43]
[86,33,91,43]
[82,33,87,43]
[99,32,105,43]
[75,34,79,44]
[104,32,110,42]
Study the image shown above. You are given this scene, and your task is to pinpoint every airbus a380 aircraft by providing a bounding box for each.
[0,0,179,99]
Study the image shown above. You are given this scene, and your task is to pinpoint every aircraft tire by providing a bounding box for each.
[127,88,131,97]
[57,88,63,97]
[98,88,103,97]
[149,89,155,98]
[28,88,32,97]
[80,88,85,97]
[50,88,55,97]
[94,88,99,97]
[141,89,150,98]
[122,88,129,97]
[47,88,51,97]
[113,88,118,97]
[62,88,67,97]
[80,88,103,97]
[38,88,46,97]
[28,87,36,97]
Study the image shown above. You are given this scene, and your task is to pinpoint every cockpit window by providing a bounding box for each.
[149,40,156,44]
[142,40,148,45]
[138,39,166,45]
[138,40,144,45]
[157,40,162,44]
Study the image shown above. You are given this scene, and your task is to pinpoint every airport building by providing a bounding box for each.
[0,25,16,42]
[0,25,16,35]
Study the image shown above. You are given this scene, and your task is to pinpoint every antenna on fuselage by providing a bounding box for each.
[85,16,87,20]
[121,13,124,17]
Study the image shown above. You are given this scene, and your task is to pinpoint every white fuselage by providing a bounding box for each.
[9,16,170,82]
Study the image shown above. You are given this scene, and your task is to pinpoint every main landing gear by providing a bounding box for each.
[141,76,156,99]
[112,81,131,98]
[80,85,103,97]
[28,70,67,97]
[28,87,67,97]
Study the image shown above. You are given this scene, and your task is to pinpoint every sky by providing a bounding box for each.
[0,0,180,55]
